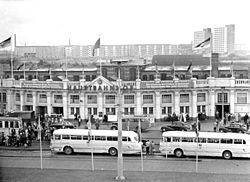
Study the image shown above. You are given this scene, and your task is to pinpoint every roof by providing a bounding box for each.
[53,129,138,136]
[162,131,250,139]
[152,55,210,66]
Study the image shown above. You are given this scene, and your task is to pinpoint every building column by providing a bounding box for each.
[20,90,24,111]
[155,91,161,121]
[47,92,52,115]
[97,92,103,118]
[174,91,180,115]
[6,90,13,111]
[80,92,85,119]
[136,92,142,115]
[192,90,197,119]
[63,92,68,119]
[230,89,235,114]
[209,89,215,118]
[32,91,37,112]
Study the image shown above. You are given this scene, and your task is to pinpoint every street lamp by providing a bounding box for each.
[111,59,128,180]
[221,87,225,123]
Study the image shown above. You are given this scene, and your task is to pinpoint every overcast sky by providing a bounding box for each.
[1,0,249,48]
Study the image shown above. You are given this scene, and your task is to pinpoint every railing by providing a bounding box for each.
[235,79,250,86]
[196,79,209,87]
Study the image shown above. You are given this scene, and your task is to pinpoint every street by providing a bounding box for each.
[0,154,250,182]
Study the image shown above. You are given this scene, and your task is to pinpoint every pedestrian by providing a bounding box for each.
[95,120,100,130]
[149,141,155,155]
[243,113,249,126]
[145,140,150,155]
[78,115,81,127]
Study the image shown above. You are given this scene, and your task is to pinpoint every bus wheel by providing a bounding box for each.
[64,146,73,155]
[109,147,118,156]
[223,150,232,160]
[174,149,183,158]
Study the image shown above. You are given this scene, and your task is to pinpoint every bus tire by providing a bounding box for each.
[223,150,232,160]
[109,147,118,156]
[64,146,73,155]
[174,148,184,158]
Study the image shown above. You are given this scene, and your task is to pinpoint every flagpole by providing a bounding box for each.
[195,118,199,173]
[24,61,26,80]
[38,115,43,170]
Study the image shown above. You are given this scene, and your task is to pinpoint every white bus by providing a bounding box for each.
[50,129,142,156]
[159,131,250,159]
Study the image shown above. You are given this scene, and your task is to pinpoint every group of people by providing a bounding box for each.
[163,112,190,123]
[144,140,155,156]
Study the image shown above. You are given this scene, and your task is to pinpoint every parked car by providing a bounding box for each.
[219,122,247,133]
[160,121,190,132]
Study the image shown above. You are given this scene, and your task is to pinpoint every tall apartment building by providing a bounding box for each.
[193,28,212,48]
[213,24,235,54]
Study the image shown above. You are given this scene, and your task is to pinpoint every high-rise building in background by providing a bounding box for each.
[213,24,235,55]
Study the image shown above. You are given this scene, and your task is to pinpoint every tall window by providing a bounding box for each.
[162,94,172,103]
[197,93,206,102]
[124,95,134,104]
[70,95,79,104]
[180,94,189,103]
[218,93,228,103]
[143,95,153,104]
[39,94,47,103]
[87,95,97,104]
[26,93,33,102]
[105,95,116,104]
[237,93,247,104]
[54,95,63,103]
[129,68,136,81]
[15,93,20,102]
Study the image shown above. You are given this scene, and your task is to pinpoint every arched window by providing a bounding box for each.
[142,75,147,81]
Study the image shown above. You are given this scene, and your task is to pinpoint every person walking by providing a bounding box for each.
[145,140,150,156]
[149,140,155,155]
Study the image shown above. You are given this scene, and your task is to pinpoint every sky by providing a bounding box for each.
[1,0,250,49]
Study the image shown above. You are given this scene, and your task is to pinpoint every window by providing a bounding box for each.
[2,93,6,102]
[54,95,63,103]
[180,94,189,103]
[143,107,147,115]
[26,93,33,102]
[162,94,172,103]
[234,139,242,144]
[130,108,134,115]
[149,75,154,80]
[182,137,193,142]
[70,95,79,104]
[221,138,233,144]
[105,95,116,104]
[107,136,118,141]
[237,93,247,104]
[218,93,228,103]
[162,107,166,114]
[93,108,97,115]
[16,93,20,102]
[173,137,180,142]
[39,94,47,103]
[148,107,153,114]
[70,107,74,115]
[5,121,9,128]
[62,135,70,140]
[142,75,147,81]
[164,137,171,142]
[197,93,206,102]
[82,136,89,140]
[124,95,134,104]
[71,135,82,140]
[87,95,97,104]
[124,108,129,115]
[55,135,61,140]
[207,138,219,143]
[143,95,153,104]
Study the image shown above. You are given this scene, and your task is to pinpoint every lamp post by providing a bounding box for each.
[221,87,225,123]
[111,60,128,181]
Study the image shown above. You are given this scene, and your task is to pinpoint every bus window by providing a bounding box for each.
[128,137,131,142]
[0,121,2,128]
[163,137,171,142]
[173,137,180,142]
[243,140,246,144]
[182,137,193,142]
[207,138,219,143]
[55,135,61,140]
[95,136,101,140]
[198,138,206,143]
[221,138,233,144]
[107,136,118,141]
[62,135,70,140]
[122,137,128,141]
[71,135,82,140]
[83,136,88,140]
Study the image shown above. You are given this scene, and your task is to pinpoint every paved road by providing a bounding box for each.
[1,155,250,182]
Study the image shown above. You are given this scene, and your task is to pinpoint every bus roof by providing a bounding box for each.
[162,131,250,139]
[53,129,138,137]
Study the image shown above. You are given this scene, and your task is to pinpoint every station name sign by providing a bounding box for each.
[68,84,134,91]
[22,82,63,89]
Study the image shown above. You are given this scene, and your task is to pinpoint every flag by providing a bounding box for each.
[0,37,11,50]
[92,38,100,56]
[195,37,211,48]
[187,62,192,73]
[16,63,24,70]
[170,61,175,75]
